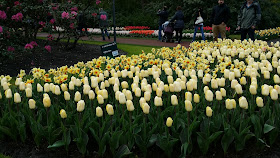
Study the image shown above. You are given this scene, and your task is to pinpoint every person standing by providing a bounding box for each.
[99,8,110,41]
[236,0,261,41]
[170,6,185,44]
[157,6,168,41]
[192,8,205,42]
[210,0,230,41]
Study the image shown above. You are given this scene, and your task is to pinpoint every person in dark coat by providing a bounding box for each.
[77,12,88,35]
[210,0,230,41]
[157,6,168,41]
[98,8,110,40]
[192,8,205,42]
[236,0,261,41]
[170,6,185,44]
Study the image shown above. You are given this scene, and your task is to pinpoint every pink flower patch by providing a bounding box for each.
[61,12,69,19]
[71,7,78,12]
[100,14,107,20]
[30,41,38,47]
[7,46,15,52]
[49,19,55,24]
[96,0,101,5]
[14,1,20,6]
[11,12,23,22]
[0,10,7,20]
[69,23,75,29]
[52,6,58,11]
[92,13,97,17]
[45,45,51,52]
[71,11,77,17]
[39,21,46,27]
[24,44,34,49]
[47,34,53,41]
[0,26,2,33]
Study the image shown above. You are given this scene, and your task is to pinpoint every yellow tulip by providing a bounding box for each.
[121,81,129,89]
[144,91,151,102]
[83,85,91,95]
[239,96,248,110]
[97,95,104,104]
[61,84,68,92]
[262,85,269,96]
[185,92,192,102]
[206,106,213,117]
[240,77,247,85]
[74,91,81,102]
[142,103,150,114]
[96,107,103,117]
[205,90,213,102]
[270,89,278,100]
[154,96,163,107]
[2,82,9,90]
[256,97,264,107]
[164,84,169,92]
[126,100,135,111]
[77,100,85,112]
[19,82,25,91]
[249,85,257,95]
[60,109,67,119]
[194,94,200,103]
[274,75,280,84]
[211,79,218,89]
[37,83,43,92]
[171,95,178,106]
[15,78,22,86]
[235,84,243,95]
[166,117,173,127]
[106,104,114,115]
[14,93,21,103]
[43,97,51,108]
[25,88,32,98]
[185,100,193,112]
[55,85,61,95]
[28,99,36,109]
[119,93,126,104]
[215,91,222,101]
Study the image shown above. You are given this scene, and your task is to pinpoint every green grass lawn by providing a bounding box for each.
[0,154,10,158]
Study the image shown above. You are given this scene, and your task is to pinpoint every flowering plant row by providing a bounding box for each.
[255,27,280,41]
[1,39,280,157]
[124,26,150,30]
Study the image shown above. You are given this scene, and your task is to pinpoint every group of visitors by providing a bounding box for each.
[157,0,261,43]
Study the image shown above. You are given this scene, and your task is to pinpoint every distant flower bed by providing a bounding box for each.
[255,27,280,41]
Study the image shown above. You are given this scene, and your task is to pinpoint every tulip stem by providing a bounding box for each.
[144,114,147,141]
[187,112,190,127]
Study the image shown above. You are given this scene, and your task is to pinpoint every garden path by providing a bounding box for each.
[37,33,191,47]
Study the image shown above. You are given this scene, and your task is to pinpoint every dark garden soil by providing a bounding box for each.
[0,40,127,77]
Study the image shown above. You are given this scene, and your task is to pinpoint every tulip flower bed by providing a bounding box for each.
[255,27,280,41]
[1,39,280,157]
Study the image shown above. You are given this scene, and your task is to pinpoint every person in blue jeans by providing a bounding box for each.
[192,8,205,42]
[157,6,168,41]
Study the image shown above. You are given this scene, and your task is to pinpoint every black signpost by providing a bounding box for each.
[100,42,119,57]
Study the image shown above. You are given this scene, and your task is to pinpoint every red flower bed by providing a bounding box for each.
[125,26,150,30]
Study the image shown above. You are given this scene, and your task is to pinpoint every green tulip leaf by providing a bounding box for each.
[264,124,275,134]
[221,128,234,153]
[114,145,132,158]
[148,134,157,147]
[47,140,65,149]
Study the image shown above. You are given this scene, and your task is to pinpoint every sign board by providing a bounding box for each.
[100,42,119,57]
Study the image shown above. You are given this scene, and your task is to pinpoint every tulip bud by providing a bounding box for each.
[15,78,22,86]
[100,82,105,90]
[69,81,75,90]
[262,85,269,96]
[119,93,126,104]
[185,100,193,112]
[249,85,257,95]
[166,117,173,127]
[97,95,104,104]
[106,104,114,115]
[164,84,169,92]
[28,99,36,109]
[64,91,71,101]
[121,81,129,89]
[126,100,135,111]
[77,100,85,112]
[101,89,108,99]
[215,91,222,101]
[229,72,235,81]
[83,85,91,95]
[270,89,278,100]
[143,103,150,114]
[25,88,32,98]
[235,84,243,95]
[174,81,181,92]
[198,70,203,78]
[185,92,192,102]
[211,79,218,89]
[240,77,247,85]
[0,92,2,99]
[218,78,225,87]
[43,97,51,108]
[187,81,194,91]
[91,77,98,88]
[55,85,61,95]
[2,82,9,90]
[43,93,49,98]
[74,91,81,102]
[205,90,213,102]
[194,94,200,103]
[239,96,248,109]
[231,79,239,89]
[234,68,241,78]
[204,86,209,94]
[206,106,213,117]
[171,95,178,106]
[75,79,82,87]
[19,82,25,91]
[60,109,67,119]
[225,99,233,110]
[61,84,68,92]
[154,96,163,106]
[263,71,270,79]
[169,84,175,92]
[144,91,151,102]
[256,97,264,107]
[274,75,280,84]
[37,83,43,92]
[167,76,173,84]
[14,93,21,103]
[134,87,141,97]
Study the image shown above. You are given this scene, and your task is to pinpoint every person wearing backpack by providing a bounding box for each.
[210,0,230,41]
[192,8,205,42]
[170,6,185,44]
[99,8,110,40]
[236,0,261,41]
